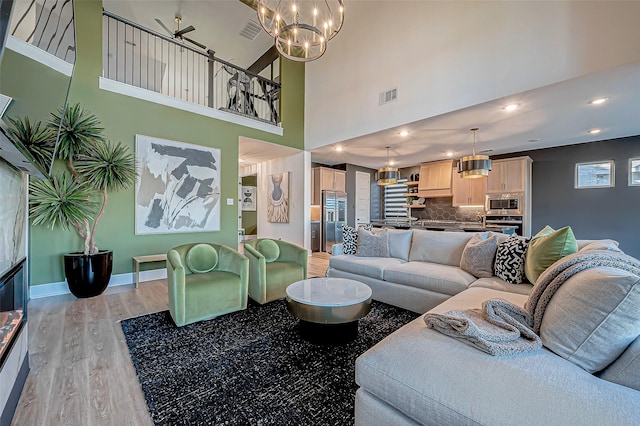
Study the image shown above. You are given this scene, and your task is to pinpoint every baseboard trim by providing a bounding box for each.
[29,268,168,299]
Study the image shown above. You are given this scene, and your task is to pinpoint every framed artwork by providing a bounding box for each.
[267,172,289,223]
[135,135,221,234]
[241,186,256,211]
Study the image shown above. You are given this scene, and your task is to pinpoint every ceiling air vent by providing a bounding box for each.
[379,88,397,105]
[239,20,263,41]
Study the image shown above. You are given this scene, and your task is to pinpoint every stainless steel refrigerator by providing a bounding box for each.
[322,190,347,253]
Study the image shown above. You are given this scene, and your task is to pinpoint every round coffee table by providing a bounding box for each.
[286,277,372,344]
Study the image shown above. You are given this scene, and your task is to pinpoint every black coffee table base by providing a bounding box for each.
[298,320,359,345]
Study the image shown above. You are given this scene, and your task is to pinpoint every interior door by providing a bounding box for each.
[355,171,371,227]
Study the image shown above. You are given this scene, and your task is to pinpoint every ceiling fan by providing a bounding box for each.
[154,15,207,50]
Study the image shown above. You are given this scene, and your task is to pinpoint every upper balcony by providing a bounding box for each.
[101,10,281,129]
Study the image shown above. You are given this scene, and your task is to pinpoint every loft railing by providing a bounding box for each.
[102,10,280,126]
[9,0,76,63]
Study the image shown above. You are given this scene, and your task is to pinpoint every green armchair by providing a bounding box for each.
[167,243,248,327]
[244,239,308,304]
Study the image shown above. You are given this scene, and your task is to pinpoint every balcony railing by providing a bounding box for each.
[102,11,280,126]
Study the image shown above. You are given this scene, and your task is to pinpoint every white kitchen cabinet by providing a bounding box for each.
[452,167,487,206]
[312,167,346,204]
[486,157,531,194]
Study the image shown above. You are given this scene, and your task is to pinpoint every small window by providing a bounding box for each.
[575,160,614,189]
[629,158,640,186]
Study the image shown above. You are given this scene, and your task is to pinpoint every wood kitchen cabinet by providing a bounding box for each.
[312,167,346,204]
[486,157,531,194]
[452,167,487,206]
[417,159,454,197]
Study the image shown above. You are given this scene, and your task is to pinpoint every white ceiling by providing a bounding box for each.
[103,1,640,170]
[103,0,274,69]
[310,61,640,169]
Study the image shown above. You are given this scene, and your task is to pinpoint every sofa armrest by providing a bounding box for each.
[244,244,267,302]
[167,249,186,325]
[276,240,308,273]
[332,243,344,256]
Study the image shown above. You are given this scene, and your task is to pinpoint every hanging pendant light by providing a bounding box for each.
[458,128,492,178]
[377,147,400,186]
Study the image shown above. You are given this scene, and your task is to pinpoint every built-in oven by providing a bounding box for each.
[485,193,523,216]
[485,216,524,236]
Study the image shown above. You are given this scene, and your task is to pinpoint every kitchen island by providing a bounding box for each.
[370,219,516,234]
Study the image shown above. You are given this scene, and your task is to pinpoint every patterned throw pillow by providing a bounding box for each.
[356,228,389,257]
[341,224,373,255]
[494,234,530,284]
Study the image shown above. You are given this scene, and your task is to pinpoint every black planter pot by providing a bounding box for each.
[64,250,113,298]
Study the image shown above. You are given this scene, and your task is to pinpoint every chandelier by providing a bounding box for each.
[458,128,492,178]
[377,147,400,186]
[256,0,345,62]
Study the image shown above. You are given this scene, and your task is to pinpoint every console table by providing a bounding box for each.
[132,254,167,288]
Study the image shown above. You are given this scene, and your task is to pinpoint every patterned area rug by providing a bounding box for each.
[121,300,418,425]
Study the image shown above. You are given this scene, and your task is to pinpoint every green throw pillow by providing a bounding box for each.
[525,225,578,283]
[186,244,218,273]
[257,239,280,262]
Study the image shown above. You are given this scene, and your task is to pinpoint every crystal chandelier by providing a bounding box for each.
[256,0,345,62]
[458,128,492,178]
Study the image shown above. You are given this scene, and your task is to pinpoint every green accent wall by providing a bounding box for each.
[241,175,257,235]
[8,0,304,286]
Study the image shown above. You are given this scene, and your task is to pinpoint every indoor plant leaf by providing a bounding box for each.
[75,141,137,192]
[48,103,105,162]
[6,116,56,170]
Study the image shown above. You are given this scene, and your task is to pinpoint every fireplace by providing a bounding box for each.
[0,259,26,365]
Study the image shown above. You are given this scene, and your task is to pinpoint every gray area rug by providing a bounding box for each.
[121,300,418,425]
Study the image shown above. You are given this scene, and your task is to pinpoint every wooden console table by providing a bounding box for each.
[133,254,167,288]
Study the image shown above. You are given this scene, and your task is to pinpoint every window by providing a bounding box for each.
[629,158,640,186]
[384,180,408,219]
[575,161,614,189]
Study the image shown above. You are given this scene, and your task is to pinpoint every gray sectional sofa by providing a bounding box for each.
[327,229,640,425]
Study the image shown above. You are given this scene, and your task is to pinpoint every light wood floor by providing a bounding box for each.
[11,252,330,426]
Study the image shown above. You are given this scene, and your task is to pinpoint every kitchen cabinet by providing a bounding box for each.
[486,157,531,194]
[452,167,487,206]
[311,222,320,252]
[312,167,346,204]
[417,159,454,197]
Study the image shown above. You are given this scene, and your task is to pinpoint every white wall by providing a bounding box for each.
[305,1,640,150]
[256,151,311,250]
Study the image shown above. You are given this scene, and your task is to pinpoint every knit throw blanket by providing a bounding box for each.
[424,250,640,356]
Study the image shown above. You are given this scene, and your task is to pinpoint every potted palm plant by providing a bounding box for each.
[20,103,136,298]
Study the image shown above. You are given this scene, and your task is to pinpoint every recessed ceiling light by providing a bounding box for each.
[446,152,453,157]
[589,97,609,105]
[389,160,395,166]
[335,146,343,152]
[503,103,519,112]
[399,130,409,137]
[588,128,601,135]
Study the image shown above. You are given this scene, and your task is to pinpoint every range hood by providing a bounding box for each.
[0,95,48,178]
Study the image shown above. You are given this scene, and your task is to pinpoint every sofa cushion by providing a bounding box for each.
[356,228,389,257]
[355,287,640,426]
[186,243,218,273]
[329,255,404,280]
[599,335,640,391]
[408,230,474,266]
[382,262,475,296]
[579,239,622,253]
[387,229,413,261]
[265,262,305,301]
[525,225,578,283]
[343,224,373,255]
[460,232,498,278]
[257,239,280,262]
[470,276,533,295]
[494,234,530,284]
[540,266,640,373]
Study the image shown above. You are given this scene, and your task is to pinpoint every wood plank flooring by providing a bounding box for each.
[10,252,330,426]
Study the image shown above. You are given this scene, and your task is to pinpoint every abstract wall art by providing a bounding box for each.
[267,172,289,223]
[135,135,221,234]
[241,186,256,211]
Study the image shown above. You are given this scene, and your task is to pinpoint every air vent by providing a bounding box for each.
[239,20,262,41]
[379,88,397,105]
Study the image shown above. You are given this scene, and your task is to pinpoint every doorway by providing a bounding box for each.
[355,171,371,227]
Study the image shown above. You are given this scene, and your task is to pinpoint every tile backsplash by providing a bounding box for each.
[409,197,484,222]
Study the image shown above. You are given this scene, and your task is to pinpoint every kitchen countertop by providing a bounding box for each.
[369,219,516,233]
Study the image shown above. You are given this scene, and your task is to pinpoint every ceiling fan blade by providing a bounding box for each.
[154,18,174,37]
[175,25,195,37]
[183,36,207,50]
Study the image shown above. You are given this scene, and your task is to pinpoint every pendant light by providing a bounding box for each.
[458,128,492,178]
[377,147,400,186]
